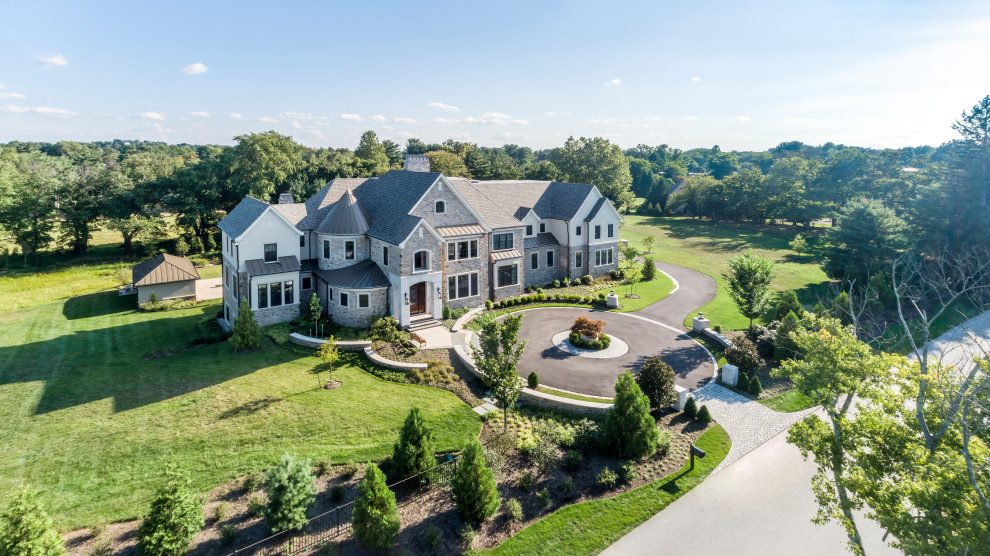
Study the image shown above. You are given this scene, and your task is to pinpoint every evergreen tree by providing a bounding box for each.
[352,464,399,550]
[748,375,764,395]
[641,256,657,280]
[231,298,260,351]
[775,290,804,320]
[636,356,678,409]
[137,464,204,556]
[723,251,777,328]
[822,199,907,283]
[736,373,751,392]
[451,440,501,523]
[173,237,190,257]
[604,372,660,459]
[264,453,317,533]
[0,486,65,556]
[697,405,713,423]
[774,311,803,361]
[834,292,853,326]
[683,396,698,418]
[812,301,828,317]
[391,408,436,480]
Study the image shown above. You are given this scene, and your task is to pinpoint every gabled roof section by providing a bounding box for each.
[316,188,371,235]
[447,178,525,230]
[298,178,370,230]
[548,182,596,220]
[272,203,309,227]
[584,194,623,222]
[449,179,597,224]
[352,170,442,244]
[217,196,270,239]
[132,254,200,286]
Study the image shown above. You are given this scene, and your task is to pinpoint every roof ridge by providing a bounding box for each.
[456,181,521,227]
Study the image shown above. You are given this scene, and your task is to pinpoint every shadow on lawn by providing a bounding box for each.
[2,292,307,416]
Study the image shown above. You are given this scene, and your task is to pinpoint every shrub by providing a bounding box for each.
[505,498,523,521]
[212,502,230,522]
[724,336,761,374]
[563,276,572,287]
[683,396,698,418]
[442,305,452,320]
[452,440,500,523]
[535,487,551,509]
[562,450,584,472]
[697,404,713,423]
[315,459,333,477]
[485,299,493,310]
[748,375,764,396]
[812,301,828,316]
[90,536,113,556]
[220,524,237,546]
[527,371,539,389]
[247,494,266,517]
[774,311,802,361]
[553,279,561,288]
[391,408,436,480]
[604,372,661,459]
[188,236,204,254]
[339,461,360,479]
[657,429,673,456]
[174,237,190,257]
[369,315,402,343]
[598,292,606,301]
[138,464,204,556]
[530,436,559,474]
[482,446,507,477]
[409,360,457,385]
[736,373,751,392]
[329,485,346,503]
[461,525,476,549]
[571,315,606,338]
[641,256,657,280]
[426,525,442,550]
[775,290,804,320]
[232,299,261,351]
[597,467,618,489]
[205,233,217,252]
[582,274,593,285]
[352,464,399,549]
[264,453,317,533]
[746,324,778,359]
[713,323,722,333]
[573,419,602,454]
[518,471,536,492]
[242,470,264,493]
[0,487,65,556]
[636,356,677,409]
[618,461,638,483]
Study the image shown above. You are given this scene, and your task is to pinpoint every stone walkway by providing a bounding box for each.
[691,382,816,473]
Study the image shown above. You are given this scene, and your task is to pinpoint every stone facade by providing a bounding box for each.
[588,241,620,279]
[326,286,388,327]
[318,235,370,270]
[411,181,478,228]
[441,235,489,311]
[254,303,300,327]
[369,238,400,276]
[400,225,443,277]
[491,228,526,301]
[524,245,567,287]
[569,245,589,281]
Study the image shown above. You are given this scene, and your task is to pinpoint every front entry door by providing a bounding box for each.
[409,282,427,315]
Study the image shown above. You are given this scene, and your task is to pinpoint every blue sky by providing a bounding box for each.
[2,0,989,151]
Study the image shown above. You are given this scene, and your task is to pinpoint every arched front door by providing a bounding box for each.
[409,282,427,315]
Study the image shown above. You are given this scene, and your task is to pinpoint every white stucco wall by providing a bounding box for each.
[236,209,302,268]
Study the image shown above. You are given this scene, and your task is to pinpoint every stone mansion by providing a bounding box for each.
[217,155,622,329]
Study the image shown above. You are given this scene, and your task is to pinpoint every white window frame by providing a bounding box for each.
[323,239,330,259]
[595,248,614,267]
[345,240,355,260]
[493,232,513,251]
[576,251,582,268]
[546,250,554,267]
[447,271,480,300]
[608,223,614,238]
[340,292,349,307]
[525,225,533,236]
[264,243,278,263]
[531,252,539,270]
[446,239,478,261]
[358,293,370,308]
[539,222,546,233]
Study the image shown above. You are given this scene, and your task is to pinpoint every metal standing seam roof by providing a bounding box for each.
[490,249,523,261]
[436,224,487,237]
[313,259,390,289]
[523,233,561,249]
[132,254,200,286]
[315,188,371,235]
[217,196,270,238]
[245,256,301,277]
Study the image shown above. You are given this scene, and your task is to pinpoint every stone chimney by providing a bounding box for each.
[404,154,431,172]
[277,192,294,204]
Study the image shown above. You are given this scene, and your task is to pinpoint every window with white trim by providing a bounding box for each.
[447,240,478,261]
[497,264,518,287]
[447,272,479,300]
[359,293,369,308]
[546,251,554,267]
[493,233,513,251]
[340,292,349,307]
[258,283,268,309]
[525,225,533,236]
[299,235,305,247]
[345,240,355,260]
[264,243,277,263]
[539,222,546,233]
[576,251,582,268]
[576,225,582,236]
[594,225,601,240]
[594,248,614,266]
[608,224,614,238]
[323,239,330,259]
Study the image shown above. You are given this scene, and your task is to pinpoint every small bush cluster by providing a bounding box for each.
[505,498,523,521]
[597,467,618,488]
[562,450,584,472]
[568,331,611,350]
[724,336,761,374]
[559,475,574,495]
[527,371,539,389]
[746,323,778,359]
[683,396,698,418]
[535,487,552,509]
[408,360,458,385]
[518,471,536,492]
[369,315,402,343]
[581,274,593,285]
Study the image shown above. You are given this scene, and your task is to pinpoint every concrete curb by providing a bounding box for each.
[363,346,428,371]
[451,307,485,332]
[288,332,370,351]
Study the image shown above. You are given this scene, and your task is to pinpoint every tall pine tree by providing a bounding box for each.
[451,440,500,523]
[604,372,661,459]
[264,453,317,533]
[0,486,65,556]
[352,464,399,550]
[137,464,204,556]
[391,408,436,480]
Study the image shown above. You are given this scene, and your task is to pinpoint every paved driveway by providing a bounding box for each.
[195,278,223,301]
[510,307,715,396]
[637,262,718,328]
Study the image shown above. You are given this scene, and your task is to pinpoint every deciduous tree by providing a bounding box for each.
[473,314,527,427]
[723,251,777,328]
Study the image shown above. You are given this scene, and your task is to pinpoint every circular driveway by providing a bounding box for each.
[503,307,715,397]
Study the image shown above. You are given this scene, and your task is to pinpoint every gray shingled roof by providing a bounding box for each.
[447,178,524,230]
[584,196,609,221]
[351,171,441,244]
[272,203,309,227]
[523,233,560,249]
[548,182,597,220]
[132,254,200,286]
[450,179,597,224]
[299,178,370,230]
[246,256,301,277]
[313,259,390,289]
[217,196,270,238]
[316,189,371,235]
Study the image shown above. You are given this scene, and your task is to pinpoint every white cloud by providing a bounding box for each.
[590,118,621,124]
[0,84,5,89]
[340,113,363,122]
[684,115,698,120]
[138,111,166,120]
[191,111,211,118]
[482,112,511,120]
[691,76,701,82]
[6,105,76,116]
[0,92,26,99]
[393,117,419,124]
[257,116,279,123]
[182,62,208,75]
[510,119,529,125]
[546,111,556,117]
[38,54,67,66]
[430,117,459,124]
[229,113,244,119]
[281,112,313,120]
[370,114,386,122]
[731,115,751,122]
[781,117,809,123]
[604,78,621,87]
[427,101,460,112]
[290,121,302,129]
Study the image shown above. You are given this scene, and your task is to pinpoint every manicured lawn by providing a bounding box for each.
[468,303,595,331]
[535,385,613,404]
[611,271,676,313]
[759,389,816,412]
[0,292,480,529]
[0,262,132,313]
[620,216,831,330]
[484,424,730,556]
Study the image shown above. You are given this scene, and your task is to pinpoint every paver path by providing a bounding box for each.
[690,382,816,472]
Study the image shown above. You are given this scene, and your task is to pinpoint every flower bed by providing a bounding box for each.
[568,332,612,350]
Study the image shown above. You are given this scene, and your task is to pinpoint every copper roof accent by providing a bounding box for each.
[435,224,486,237]
[490,249,523,261]
[132,254,200,287]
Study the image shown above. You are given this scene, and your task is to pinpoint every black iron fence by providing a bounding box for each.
[229,455,459,555]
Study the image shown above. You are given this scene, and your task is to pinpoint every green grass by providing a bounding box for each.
[759,389,816,412]
[611,270,676,312]
[535,386,613,404]
[468,303,595,331]
[484,424,730,556]
[620,216,831,330]
[0,292,480,530]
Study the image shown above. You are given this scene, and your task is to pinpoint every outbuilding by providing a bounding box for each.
[132,254,201,303]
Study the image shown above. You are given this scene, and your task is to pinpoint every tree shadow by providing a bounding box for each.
[217,397,284,420]
[62,290,135,320]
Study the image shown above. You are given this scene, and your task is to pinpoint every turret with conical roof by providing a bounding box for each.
[316,188,371,235]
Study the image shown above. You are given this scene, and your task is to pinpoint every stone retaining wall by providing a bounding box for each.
[363,347,428,371]
[288,332,370,351]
